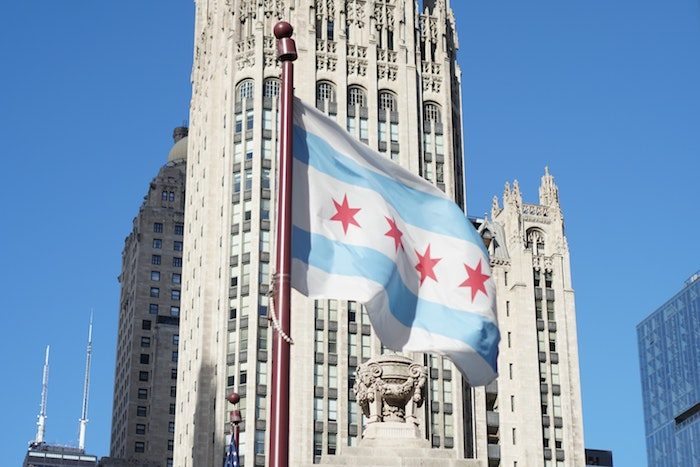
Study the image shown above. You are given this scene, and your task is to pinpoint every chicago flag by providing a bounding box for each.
[290,99,500,386]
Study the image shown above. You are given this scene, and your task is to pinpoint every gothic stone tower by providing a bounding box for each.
[475,169,586,467]
[175,0,470,466]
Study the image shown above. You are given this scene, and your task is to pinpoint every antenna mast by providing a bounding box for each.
[35,345,50,444]
[78,313,93,451]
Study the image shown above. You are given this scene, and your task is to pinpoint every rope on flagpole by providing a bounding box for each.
[269,272,294,345]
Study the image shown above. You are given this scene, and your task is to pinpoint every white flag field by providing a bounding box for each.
[289,99,500,386]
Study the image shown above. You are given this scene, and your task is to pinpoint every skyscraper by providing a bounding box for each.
[478,170,585,466]
[109,128,188,465]
[638,272,700,467]
[174,2,586,466]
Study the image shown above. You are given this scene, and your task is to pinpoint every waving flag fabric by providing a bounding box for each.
[224,434,239,467]
[290,99,500,386]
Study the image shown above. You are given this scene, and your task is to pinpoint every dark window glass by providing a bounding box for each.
[149,304,158,314]
[172,257,182,267]
[151,255,161,265]
[139,371,149,382]
[140,354,150,364]
[154,223,163,233]
[174,224,184,235]
[142,320,152,330]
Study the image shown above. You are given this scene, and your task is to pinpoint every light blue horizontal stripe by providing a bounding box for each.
[293,125,486,253]
[292,225,500,370]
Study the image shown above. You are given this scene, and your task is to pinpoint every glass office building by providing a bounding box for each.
[637,272,700,466]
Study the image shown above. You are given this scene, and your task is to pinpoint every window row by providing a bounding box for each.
[151,239,183,251]
[153,223,184,235]
[150,271,181,283]
[151,255,183,267]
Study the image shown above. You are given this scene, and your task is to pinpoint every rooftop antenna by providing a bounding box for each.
[78,312,93,451]
[35,345,50,444]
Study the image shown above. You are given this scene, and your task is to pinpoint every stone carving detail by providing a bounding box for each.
[346,0,367,27]
[353,355,427,426]
[373,1,395,31]
[263,0,285,18]
[239,0,257,21]
[316,0,336,18]
[347,45,368,76]
[532,254,553,272]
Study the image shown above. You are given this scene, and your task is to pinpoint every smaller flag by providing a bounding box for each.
[224,434,239,467]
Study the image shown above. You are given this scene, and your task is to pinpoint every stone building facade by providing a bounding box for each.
[174,1,586,466]
[109,129,188,466]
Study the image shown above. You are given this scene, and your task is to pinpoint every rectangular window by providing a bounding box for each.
[138,388,148,399]
[260,231,270,252]
[170,386,177,397]
[174,224,184,235]
[171,368,177,379]
[263,110,272,130]
[390,123,399,143]
[246,110,254,130]
[154,223,163,233]
[172,351,178,362]
[262,138,273,160]
[136,424,146,435]
[171,290,180,300]
[235,114,243,133]
[172,273,181,284]
[137,406,147,416]
[141,336,151,347]
[328,365,338,387]
[149,303,158,314]
[328,399,338,422]
[172,257,182,267]
[140,354,150,364]
[314,364,324,387]
[135,441,145,453]
[150,287,159,298]
[378,121,387,143]
[244,169,253,191]
[328,330,337,354]
[168,421,175,433]
[314,397,323,422]
[359,118,368,141]
[261,199,270,221]
[151,255,161,265]
[173,334,179,345]
[139,371,149,382]
[153,239,162,249]
[170,306,180,317]
[150,271,160,281]
[233,172,242,193]
[262,168,271,189]
[142,320,152,330]
[167,439,174,451]
[173,241,183,252]
[169,403,176,415]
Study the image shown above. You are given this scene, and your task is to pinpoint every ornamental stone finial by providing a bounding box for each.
[353,355,427,442]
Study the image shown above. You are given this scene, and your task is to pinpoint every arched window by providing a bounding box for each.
[378,91,396,112]
[377,90,399,161]
[526,228,546,256]
[316,81,337,115]
[346,86,368,143]
[263,78,280,99]
[316,81,336,102]
[348,86,367,108]
[424,102,441,123]
[236,79,255,102]
[421,102,443,185]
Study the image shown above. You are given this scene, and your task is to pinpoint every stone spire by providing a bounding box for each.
[539,166,560,207]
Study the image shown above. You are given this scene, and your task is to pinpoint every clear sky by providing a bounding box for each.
[1,1,698,466]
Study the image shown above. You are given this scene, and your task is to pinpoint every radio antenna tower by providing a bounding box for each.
[35,345,50,444]
[78,313,93,451]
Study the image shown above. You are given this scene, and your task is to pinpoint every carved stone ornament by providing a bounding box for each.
[353,355,427,433]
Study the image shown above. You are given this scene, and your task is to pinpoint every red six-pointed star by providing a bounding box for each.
[459,259,490,301]
[330,194,361,234]
[415,245,441,285]
[384,216,404,251]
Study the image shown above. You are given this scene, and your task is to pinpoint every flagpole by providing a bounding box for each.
[270,21,297,467]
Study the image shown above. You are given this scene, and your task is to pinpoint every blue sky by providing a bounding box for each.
[1,1,698,466]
